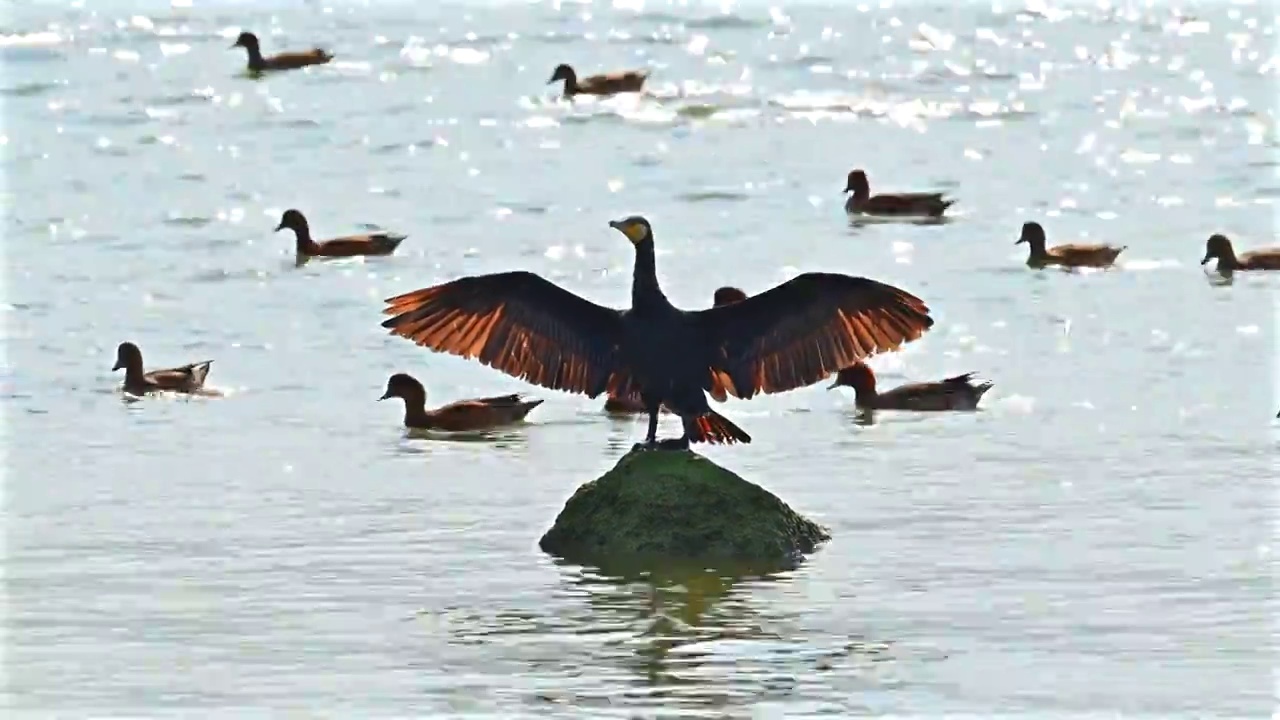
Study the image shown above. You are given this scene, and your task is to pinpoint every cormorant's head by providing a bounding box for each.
[609,216,652,245]
[1202,233,1232,265]
[232,31,259,51]
[1015,221,1046,247]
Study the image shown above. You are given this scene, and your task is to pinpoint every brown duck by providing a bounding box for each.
[112,342,213,396]
[548,63,649,98]
[232,31,332,73]
[1200,233,1280,276]
[828,361,992,411]
[275,209,406,261]
[1016,221,1125,269]
[603,286,749,415]
[379,373,543,431]
[843,169,955,218]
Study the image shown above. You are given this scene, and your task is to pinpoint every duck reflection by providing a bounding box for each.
[390,427,531,454]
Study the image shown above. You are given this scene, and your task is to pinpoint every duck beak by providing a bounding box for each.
[1200,253,1212,265]
[274,222,285,232]
[826,379,839,390]
[1014,237,1026,245]
[111,361,123,371]
[608,220,622,230]
[378,391,391,401]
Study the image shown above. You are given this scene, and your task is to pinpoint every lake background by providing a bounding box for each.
[2,0,1277,715]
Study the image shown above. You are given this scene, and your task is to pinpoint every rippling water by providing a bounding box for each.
[4,0,1277,715]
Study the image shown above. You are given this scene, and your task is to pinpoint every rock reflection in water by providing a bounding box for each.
[410,556,923,713]
[561,556,790,691]
[542,556,903,711]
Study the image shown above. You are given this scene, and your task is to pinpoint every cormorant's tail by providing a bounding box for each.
[687,410,751,445]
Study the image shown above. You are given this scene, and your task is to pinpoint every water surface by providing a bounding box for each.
[3,0,1276,715]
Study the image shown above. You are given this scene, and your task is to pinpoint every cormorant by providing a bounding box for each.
[380,215,935,450]
[604,284,748,415]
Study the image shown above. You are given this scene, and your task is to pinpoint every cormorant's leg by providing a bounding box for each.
[632,407,662,452]
[654,417,693,451]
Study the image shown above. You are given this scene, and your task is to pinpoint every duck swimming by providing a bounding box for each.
[381,215,934,451]
[379,373,543,431]
[1200,233,1280,276]
[231,31,332,73]
[603,285,749,415]
[1016,221,1125,269]
[547,63,649,97]
[843,169,955,218]
[275,209,406,261]
[112,342,213,396]
[828,361,992,411]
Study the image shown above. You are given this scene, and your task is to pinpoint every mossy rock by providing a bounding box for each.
[539,449,830,569]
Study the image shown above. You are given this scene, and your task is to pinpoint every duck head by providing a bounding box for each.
[843,169,869,196]
[827,361,876,393]
[379,372,426,402]
[1201,233,1233,265]
[547,63,576,86]
[274,208,309,234]
[231,31,260,51]
[112,341,143,372]
[1015,221,1047,249]
[608,215,653,245]
[713,286,747,306]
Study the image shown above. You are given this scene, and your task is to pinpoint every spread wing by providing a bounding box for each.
[693,272,933,399]
[382,271,626,398]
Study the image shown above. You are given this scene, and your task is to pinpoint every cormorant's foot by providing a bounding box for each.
[654,437,690,451]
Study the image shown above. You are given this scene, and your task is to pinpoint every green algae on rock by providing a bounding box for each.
[539,449,830,568]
